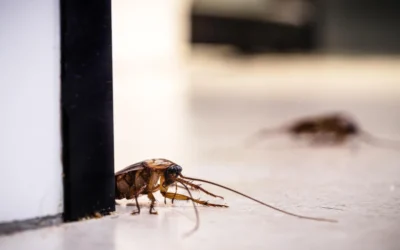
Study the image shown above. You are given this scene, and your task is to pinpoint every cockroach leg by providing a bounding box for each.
[148,192,158,215]
[160,191,228,208]
[145,170,160,214]
[129,184,147,214]
[165,184,197,205]
[178,178,224,200]
[149,203,157,214]
[172,183,178,204]
[164,183,179,205]
[131,196,141,215]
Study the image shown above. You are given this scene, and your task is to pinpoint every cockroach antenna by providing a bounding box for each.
[357,129,400,150]
[179,174,337,223]
[244,126,288,148]
[177,180,200,238]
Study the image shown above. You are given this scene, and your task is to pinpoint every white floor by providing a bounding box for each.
[2,49,400,250]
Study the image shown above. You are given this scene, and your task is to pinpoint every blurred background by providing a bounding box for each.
[111,1,400,248]
[112,0,400,171]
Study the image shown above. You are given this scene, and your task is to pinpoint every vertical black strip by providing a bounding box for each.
[60,0,115,221]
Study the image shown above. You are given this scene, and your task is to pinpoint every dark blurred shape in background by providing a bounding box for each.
[191,0,400,55]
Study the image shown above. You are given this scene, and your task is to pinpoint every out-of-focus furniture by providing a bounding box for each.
[190,0,319,53]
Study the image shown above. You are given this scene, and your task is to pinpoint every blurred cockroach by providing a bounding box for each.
[115,158,337,237]
[245,112,400,149]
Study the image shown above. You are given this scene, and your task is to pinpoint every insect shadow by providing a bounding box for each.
[115,158,337,238]
[244,111,400,151]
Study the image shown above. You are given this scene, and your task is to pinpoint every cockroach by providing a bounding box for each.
[245,112,400,149]
[115,158,337,237]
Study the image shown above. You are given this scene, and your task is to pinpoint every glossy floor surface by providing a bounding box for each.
[2,49,400,250]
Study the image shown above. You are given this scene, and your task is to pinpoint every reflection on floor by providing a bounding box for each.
[2,50,400,250]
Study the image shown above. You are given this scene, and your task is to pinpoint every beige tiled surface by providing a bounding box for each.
[2,49,400,250]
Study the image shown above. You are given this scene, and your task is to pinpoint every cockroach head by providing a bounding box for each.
[164,164,182,185]
[344,122,358,134]
[337,117,358,135]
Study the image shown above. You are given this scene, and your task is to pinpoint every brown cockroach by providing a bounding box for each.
[115,158,337,237]
[245,112,400,149]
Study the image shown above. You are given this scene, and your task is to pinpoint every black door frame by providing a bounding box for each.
[61,0,115,222]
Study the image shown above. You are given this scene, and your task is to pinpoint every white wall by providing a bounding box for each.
[112,0,194,170]
[0,0,63,223]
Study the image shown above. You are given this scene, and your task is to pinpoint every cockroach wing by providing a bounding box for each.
[115,161,145,176]
[115,158,179,176]
[146,158,178,170]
